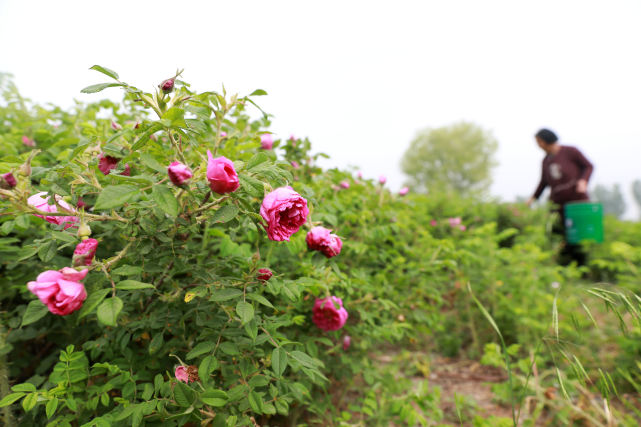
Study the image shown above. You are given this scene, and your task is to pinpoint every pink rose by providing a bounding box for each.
[72,238,98,267]
[306,226,343,258]
[260,187,309,241]
[291,161,300,169]
[260,134,274,150]
[220,131,227,138]
[399,187,409,196]
[448,217,462,227]
[27,192,79,229]
[174,365,199,383]
[206,151,239,194]
[343,335,351,351]
[312,296,348,331]
[27,267,88,315]
[459,225,467,231]
[289,135,298,146]
[167,161,193,186]
[429,219,437,227]
[111,121,122,131]
[340,181,350,189]
[356,171,363,179]
[160,78,175,93]
[378,175,387,185]
[257,268,273,282]
[1,172,17,189]
[22,135,36,147]
[98,154,130,176]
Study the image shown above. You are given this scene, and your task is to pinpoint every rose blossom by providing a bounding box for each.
[378,175,387,185]
[306,226,343,258]
[167,161,193,186]
[1,172,17,189]
[399,187,409,196]
[72,238,98,267]
[22,135,36,147]
[98,154,130,176]
[448,217,462,227]
[356,171,363,179]
[160,78,175,93]
[27,192,79,229]
[260,134,274,150]
[343,335,351,351]
[340,181,350,189]
[220,131,227,138]
[291,161,300,169]
[27,267,88,315]
[257,268,273,282]
[175,365,199,383]
[312,296,348,331]
[260,187,309,241]
[459,225,467,231]
[111,121,122,131]
[430,219,438,227]
[206,151,239,194]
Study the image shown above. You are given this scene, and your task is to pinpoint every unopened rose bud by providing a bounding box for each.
[77,223,92,239]
[18,162,31,177]
[379,175,387,185]
[343,335,351,351]
[111,121,122,131]
[167,161,193,186]
[72,238,98,266]
[22,136,35,147]
[257,268,273,282]
[340,181,350,189]
[0,172,17,189]
[159,78,175,94]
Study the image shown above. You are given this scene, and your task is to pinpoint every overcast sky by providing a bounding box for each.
[1,0,640,217]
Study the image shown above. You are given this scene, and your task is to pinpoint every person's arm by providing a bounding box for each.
[571,147,593,193]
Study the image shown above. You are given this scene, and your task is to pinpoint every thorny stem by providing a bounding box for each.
[167,130,187,164]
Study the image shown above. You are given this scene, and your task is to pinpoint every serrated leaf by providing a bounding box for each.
[94,185,138,210]
[112,265,143,276]
[152,185,179,217]
[247,152,270,170]
[236,301,254,325]
[290,351,317,369]
[80,82,123,94]
[173,382,194,407]
[97,297,123,326]
[248,391,264,414]
[210,288,243,302]
[139,153,166,173]
[211,205,239,223]
[21,300,49,327]
[90,65,119,80]
[199,355,218,381]
[148,333,164,355]
[201,389,228,407]
[186,342,215,360]
[116,280,155,290]
[271,348,288,377]
[38,240,57,262]
[246,293,274,309]
[77,288,110,319]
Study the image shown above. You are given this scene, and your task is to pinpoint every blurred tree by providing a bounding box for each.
[401,121,498,196]
[592,183,626,218]
[632,180,641,213]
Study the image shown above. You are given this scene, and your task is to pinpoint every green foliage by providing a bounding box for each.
[401,121,498,196]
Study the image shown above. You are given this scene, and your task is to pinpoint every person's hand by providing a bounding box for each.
[526,197,535,207]
[576,179,588,194]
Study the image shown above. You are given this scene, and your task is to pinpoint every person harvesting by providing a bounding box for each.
[527,128,594,265]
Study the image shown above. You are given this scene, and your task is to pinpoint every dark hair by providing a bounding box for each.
[535,128,558,144]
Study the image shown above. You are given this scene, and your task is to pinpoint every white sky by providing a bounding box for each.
[1,0,640,217]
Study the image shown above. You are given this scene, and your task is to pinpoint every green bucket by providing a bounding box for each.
[564,202,603,244]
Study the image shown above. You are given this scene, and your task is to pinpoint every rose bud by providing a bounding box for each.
[430,219,437,227]
[291,161,300,169]
[206,151,239,194]
[22,135,36,147]
[257,268,273,282]
[27,267,88,315]
[312,296,348,331]
[260,187,309,241]
[72,238,98,267]
[27,192,79,230]
[167,161,193,186]
[220,131,227,138]
[340,181,350,189]
[98,154,130,176]
[399,187,409,196]
[160,78,175,94]
[306,226,343,258]
[448,217,462,227]
[379,175,387,185]
[77,197,88,209]
[260,134,274,150]
[343,335,351,351]
[111,121,122,131]
[356,171,363,179]
[459,225,467,231]
[0,172,17,189]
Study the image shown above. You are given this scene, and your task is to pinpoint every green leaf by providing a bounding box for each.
[112,265,143,276]
[210,288,243,302]
[46,397,59,418]
[250,89,268,96]
[173,382,194,407]
[148,333,164,355]
[0,220,14,234]
[77,288,110,319]
[97,297,123,326]
[0,392,25,407]
[247,391,264,414]
[22,392,38,412]
[139,153,166,173]
[38,240,57,262]
[236,301,254,325]
[51,231,77,243]
[80,82,123,94]
[199,355,218,381]
[12,383,36,392]
[152,185,179,217]
[246,293,274,309]
[201,389,228,407]
[247,152,270,170]
[271,348,288,377]
[94,185,138,210]
[290,351,316,369]
[21,300,49,327]
[211,205,239,223]
[162,107,186,128]
[186,342,215,360]
[116,280,155,290]
[90,65,119,80]
[15,214,30,229]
